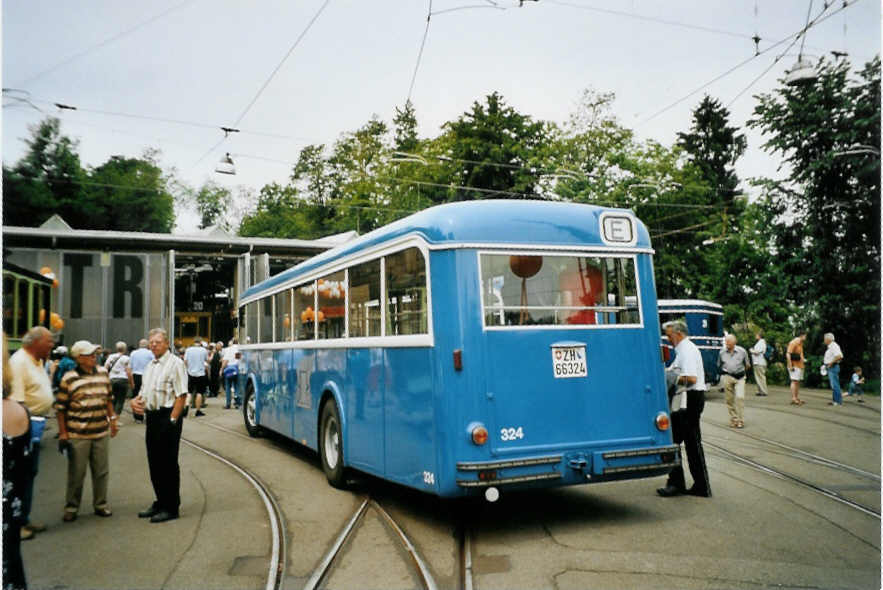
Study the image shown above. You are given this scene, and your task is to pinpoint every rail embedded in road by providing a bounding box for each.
[181,437,288,590]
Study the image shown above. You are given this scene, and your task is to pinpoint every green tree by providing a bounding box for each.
[238,183,310,238]
[677,95,747,200]
[3,117,88,227]
[392,101,419,153]
[676,95,753,305]
[749,56,881,376]
[87,150,175,232]
[3,117,176,232]
[441,92,548,199]
[191,181,233,230]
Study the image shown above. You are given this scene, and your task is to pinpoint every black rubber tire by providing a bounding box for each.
[243,383,261,438]
[319,400,347,488]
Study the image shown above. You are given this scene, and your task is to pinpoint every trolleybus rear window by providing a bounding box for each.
[481,253,640,328]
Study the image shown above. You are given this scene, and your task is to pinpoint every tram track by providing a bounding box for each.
[181,436,288,590]
[188,414,475,590]
[704,419,881,482]
[303,497,441,590]
[705,398,880,436]
[703,440,881,519]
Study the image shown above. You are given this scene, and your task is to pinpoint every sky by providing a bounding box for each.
[2,0,880,232]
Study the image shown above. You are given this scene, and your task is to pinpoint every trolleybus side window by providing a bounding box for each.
[274,289,293,342]
[245,301,259,344]
[260,296,273,343]
[294,282,316,341]
[317,271,346,340]
[3,274,16,337]
[481,253,641,328]
[17,279,29,338]
[385,247,428,336]
[349,259,382,338]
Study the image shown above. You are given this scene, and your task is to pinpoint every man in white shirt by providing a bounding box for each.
[749,331,768,397]
[9,326,55,538]
[658,320,711,498]
[128,339,154,423]
[183,338,208,417]
[130,328,188,523]
[823,333,844,406]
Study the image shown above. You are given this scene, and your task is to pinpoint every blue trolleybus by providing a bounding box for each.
[658,299,725,386]
[237,200,678,499]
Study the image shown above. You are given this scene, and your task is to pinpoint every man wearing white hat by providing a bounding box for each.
[55,340,118,522]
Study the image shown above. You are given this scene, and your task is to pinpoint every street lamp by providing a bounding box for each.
[215,153,236,175]
[784,57,817,86]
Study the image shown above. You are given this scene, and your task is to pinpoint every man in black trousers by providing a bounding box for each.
[130,328,188,522]
[657,320,712,498]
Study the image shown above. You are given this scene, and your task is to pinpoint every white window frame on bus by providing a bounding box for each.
[476,248,645,332]
[238,236,434,350]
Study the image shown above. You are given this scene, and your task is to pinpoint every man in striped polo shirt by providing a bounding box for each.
[55,340,119,522]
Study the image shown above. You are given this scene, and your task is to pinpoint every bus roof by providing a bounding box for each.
[657,299,724,311]
[242,200,650,301]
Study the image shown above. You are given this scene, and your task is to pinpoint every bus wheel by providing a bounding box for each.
[320,400,346,488]
[243,384,261,438]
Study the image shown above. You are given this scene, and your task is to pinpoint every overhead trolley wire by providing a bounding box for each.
[18,97,321,143]
[193,0,332,168]
[545,0,757,40]
[16,0,197,88]
[726,0,823,108]
[232,0,331,128]
[407,1,433,104]
[639,0,859,125]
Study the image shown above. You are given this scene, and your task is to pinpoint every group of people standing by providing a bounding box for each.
[656,322,868,503]
[2,326,246,590]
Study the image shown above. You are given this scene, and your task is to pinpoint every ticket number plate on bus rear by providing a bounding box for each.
[551,346,587,379]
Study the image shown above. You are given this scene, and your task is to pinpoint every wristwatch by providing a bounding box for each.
[170,417,178,425]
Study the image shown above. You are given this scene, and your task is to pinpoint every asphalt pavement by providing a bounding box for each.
[18,384,882,590]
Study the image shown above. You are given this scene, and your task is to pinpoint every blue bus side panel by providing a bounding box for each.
[384,348,435,489]
[255,350,291,436]
[345,348,386,472]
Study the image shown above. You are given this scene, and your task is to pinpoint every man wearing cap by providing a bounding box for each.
[9,326,55,539]
[130,328,188,523]
[55,340,118,521]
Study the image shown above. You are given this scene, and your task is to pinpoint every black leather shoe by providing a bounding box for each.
[138,506,159,518]
[687,487,711,498]
[150,511,179,523]
[656,485,685,497]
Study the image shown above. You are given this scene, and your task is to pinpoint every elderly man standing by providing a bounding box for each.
[657,320,711,498]
[9,326,55,539]
[823,333,844,406]
[130,328,188,523]
[719,334,751,429]
[55,340,119,521]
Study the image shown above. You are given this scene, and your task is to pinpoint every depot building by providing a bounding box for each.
[3,214,355,349]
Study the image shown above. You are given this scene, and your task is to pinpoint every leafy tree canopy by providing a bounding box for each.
[3,117,176,232]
